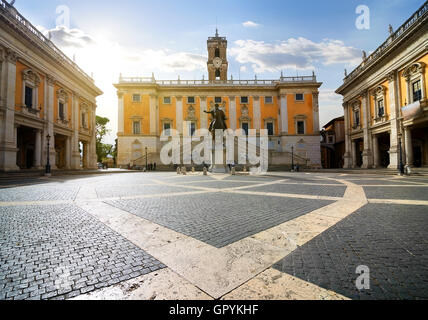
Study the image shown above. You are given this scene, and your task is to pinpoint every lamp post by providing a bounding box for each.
[398,134,404,175]
[145,147,148,171]
[291,145,294,172]
[45,134,51,176]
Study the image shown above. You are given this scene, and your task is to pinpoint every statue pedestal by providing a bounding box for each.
[209,146,229,174]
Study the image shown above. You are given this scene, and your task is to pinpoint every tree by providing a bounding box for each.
[96,116,112,163]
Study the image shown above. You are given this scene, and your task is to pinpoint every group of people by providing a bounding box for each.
[146,163,157,171]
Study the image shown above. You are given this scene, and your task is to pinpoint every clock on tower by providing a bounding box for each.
[207,29,228,81]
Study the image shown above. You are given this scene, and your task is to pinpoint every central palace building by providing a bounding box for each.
[115,31,322,169]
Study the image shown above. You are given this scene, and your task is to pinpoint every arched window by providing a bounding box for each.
[215,48,220,58]
[215,69,220,79]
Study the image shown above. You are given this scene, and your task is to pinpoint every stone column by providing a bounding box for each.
[46,75,57,169]
[228,96,236,130]
[34,129,42,169]
[200,96,208,129]
[89,107,97,169]
[253,96,261,131]
[372,135,380,168]
[312,92,320,133]
[280,94,288,134]
[387,71,400,168]
[404,126,413,167]
[149,94,157,135]
[83,142,90,169]
[117,91,124,135]
[71,93,81,169]
[0,49,19,171]
[361,90,373,169]
[351,140,358,168]
[65,136,71,169]
[176,96,183,134]
[343,102,352,168]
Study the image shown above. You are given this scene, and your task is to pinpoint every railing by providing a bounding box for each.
[119,76,317,86]
[0,0,94,84]
[344,1,428,84]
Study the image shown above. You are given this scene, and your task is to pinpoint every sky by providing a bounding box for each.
[10,0,426,144]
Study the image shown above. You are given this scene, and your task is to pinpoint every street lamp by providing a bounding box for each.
[145,147,148,171]
[398,133,404,175]
[291,145,294,172]
[45,134,51,176]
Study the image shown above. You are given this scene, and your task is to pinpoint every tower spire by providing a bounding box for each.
[215,27,219,37]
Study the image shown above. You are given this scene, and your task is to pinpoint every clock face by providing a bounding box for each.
[213,57,222,68]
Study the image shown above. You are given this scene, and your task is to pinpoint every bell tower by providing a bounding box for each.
[207,29,228,81]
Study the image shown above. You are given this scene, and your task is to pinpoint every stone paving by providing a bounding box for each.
[106,193,333,248]
[0,204,165,300]
[0,171,427,300]
[274,203,428,300]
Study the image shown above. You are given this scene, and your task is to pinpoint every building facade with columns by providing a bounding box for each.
[0,2,102,172]
[115,31,322,169]
[336,2,428,170]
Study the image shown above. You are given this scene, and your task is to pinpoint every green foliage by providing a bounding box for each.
[96,116,112,163]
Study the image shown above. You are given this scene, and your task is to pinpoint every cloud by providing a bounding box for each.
[37,26,207,144]
[38,26,206,73]
[318,89,344,128]
[242,21,261,28]
[230,38,362,73]
[38,26,95,48]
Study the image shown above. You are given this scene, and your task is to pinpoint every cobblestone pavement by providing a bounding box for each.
[0,171,427,300]
[0,204,165,300]
[274,203,428,300]
[106,193,333,248]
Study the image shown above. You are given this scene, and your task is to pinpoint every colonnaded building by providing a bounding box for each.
[336,2,428,169]
[0,1,102,172]
[115,31,322,169]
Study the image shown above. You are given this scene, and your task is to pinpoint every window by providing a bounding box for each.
[59,102,65,120]
[240,96,249,104]
[354,110,360,126]
[242,123,249,136]
[133,121,141,135]
[81,112,87,128]
[215,69,220,79]
[189,122,196,136]
[163,97,171,104]
[267,122,274,136]
[295,93,304,101]
[25,86,33,108]
[264,96,273,104]
[215,48,220,58]
[297,121,305,135]
[377,99,385,117]
[187,96,195,104]
[215,97,222,104]
[132,94,141,103]
[163,123,171,136]
[413,80,422,102]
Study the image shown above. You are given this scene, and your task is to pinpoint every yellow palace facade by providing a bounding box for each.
[115,32,322,169]
[337,2,428,170]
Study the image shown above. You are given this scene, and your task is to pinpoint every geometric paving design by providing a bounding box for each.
[106,193,334,248]
[0,205,165,300]
[274,203,428,300]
